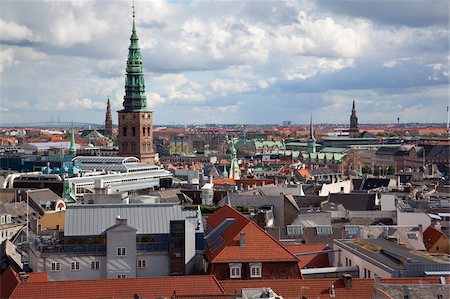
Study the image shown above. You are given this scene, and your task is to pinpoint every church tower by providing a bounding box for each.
[118,4,155,164]
[307,113,317,154]
[104,97,113,137]
[349,100,359,138]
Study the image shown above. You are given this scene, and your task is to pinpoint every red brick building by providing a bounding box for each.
[203,205,302,280]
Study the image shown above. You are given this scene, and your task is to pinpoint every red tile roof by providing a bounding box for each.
[423,225,447,251]
[285,243,330,268]
[3,269,225,299]
[1,267,20,299]
[205,206,300,264]
[220,278,375,299]
[379,277,450,284]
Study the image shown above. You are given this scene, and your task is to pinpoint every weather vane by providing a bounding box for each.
[132,0,135,18]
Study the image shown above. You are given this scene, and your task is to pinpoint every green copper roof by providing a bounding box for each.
[122,12,148,112]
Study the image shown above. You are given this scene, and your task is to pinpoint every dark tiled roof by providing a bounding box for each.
[328,193,376,211]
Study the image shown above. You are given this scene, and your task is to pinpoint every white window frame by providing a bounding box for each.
[51,262,61,272]
[117,274,126,279]
[117,247,126,256]
[70,261,80,271]
[137,259,147,268]
[90,260,100,270]
[249,263,262,278]
[0,215,4,225]
[6,215,11,224]
[229,263,242,279]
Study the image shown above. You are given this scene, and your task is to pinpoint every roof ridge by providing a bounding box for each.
[243,219,303,264]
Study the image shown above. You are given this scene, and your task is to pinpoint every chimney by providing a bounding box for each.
[18,272,29,282]
[239,232,246,247]
[116,215,127,225]
[342,274,352,289]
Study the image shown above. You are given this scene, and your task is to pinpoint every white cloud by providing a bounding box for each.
[0,19,36,41]
[0,49,14,80]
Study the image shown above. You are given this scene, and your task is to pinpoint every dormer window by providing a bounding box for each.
[229,263,241,279]
[250,263,262,278]
[6,215,11,224]
[0,215,5,225]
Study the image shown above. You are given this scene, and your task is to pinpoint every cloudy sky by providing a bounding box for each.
[0,0,448,125]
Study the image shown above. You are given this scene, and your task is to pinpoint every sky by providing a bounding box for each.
[0,0,449,125]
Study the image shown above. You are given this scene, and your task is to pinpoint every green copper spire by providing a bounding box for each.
[69,125,76,156]
[122,3,148,112]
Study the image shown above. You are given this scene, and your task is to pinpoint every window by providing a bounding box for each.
[142,127,146,136]
[137,259,147,268]
[51,262,61,271]
[117,274,126,279]
[70,261,80,271]
[438,295,444,299]
[6,215,11,223]
[407,233,417,240]
[287,225,304,236]
[367,269,371,278]
[117,247,126,256]
[0,216,4,224]
[250,263,262,278]
[90,260,100,270]
[316,226,332,235]
[229,263,242,279]
[131,127,136,136]
[345,226,360,235]
[123,127,127,136]
[345,258,352,267]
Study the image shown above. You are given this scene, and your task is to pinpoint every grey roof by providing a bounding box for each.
[339,239,448,271]
[64,204,203,236]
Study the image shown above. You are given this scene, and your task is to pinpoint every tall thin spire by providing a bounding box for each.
[309,112,315,140]
[122,0,148,112]
[105,96,113,137]
[307,112,317,154]
[350,100,359,137]
[69,123,76,156]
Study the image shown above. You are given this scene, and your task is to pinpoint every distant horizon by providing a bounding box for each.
[0,121,449,130]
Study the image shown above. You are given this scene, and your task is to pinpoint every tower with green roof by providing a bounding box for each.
[118,3,155,164]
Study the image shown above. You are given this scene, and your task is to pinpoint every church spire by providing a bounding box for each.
[349,100,359,137]
[309,112,315,141]
[122,1,148,112]
[69,124,76,156]
[307,112,317,154]
[104,96,113,137]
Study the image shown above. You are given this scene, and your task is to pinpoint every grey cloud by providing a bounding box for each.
[317,0,449,28]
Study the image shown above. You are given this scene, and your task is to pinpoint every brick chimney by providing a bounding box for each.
[342,273,352,289]
[239,232,246,247]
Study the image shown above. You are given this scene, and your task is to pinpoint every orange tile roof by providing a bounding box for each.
[423,225,447,251]
[213,178,236,186]
[1,267,20,299]
[220,278,374,298]
[285,244,330,268]
[5,272,225,299]
[205,206,300,264]
[379,277,450,284]
[298,169,311,177]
